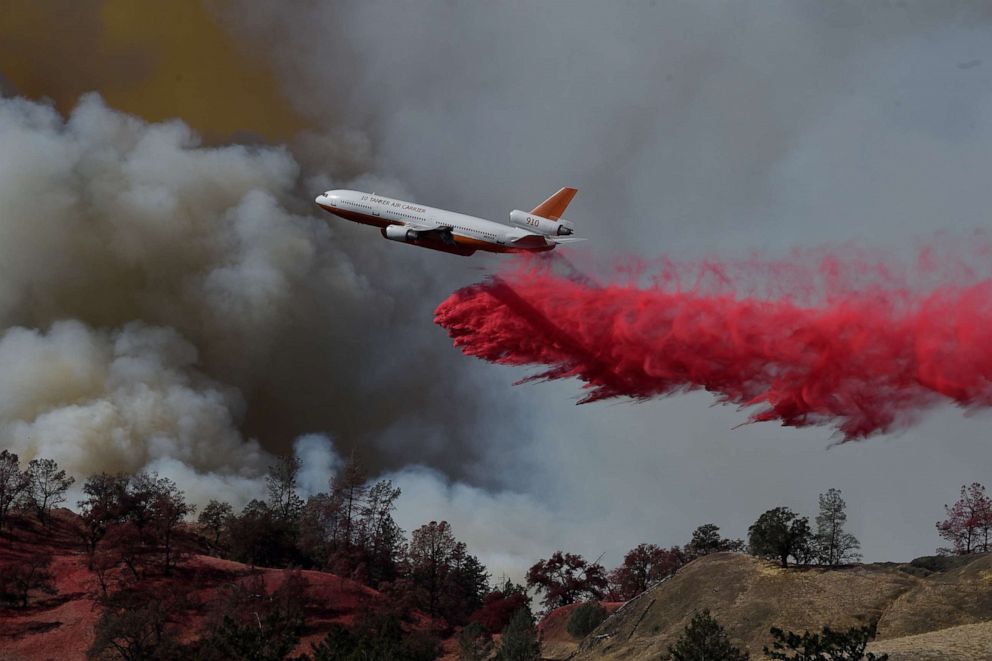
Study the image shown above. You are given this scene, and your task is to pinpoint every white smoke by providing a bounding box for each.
[2,320,261,475]
[0,92,521,525]
[0,94,356,505]
[294,433,341,498]
[281,433,564,581]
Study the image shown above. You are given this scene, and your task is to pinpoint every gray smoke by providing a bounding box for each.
[0,93,522,517]
[5,1,992,580]
[213,0,992,571]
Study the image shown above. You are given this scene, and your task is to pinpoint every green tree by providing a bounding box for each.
[356,479,405,586]
[0,553,56,608]
[87,590,180,661]
[444,543,490,625]
[458,621,493,661]
[608,543,682,600]
[331,454,368,550]
[664,609,749,661]
[815,489,861,566]
[309,624,356,661]
[408,520,490,626]
[145,475,193,574]
[0,449,28,530]
[685,524,745,559]
[936,482,992,555]
[526,551,608,609]
[748,507,813,568]
[472,579,530,633]
[198,500,233,547]
[77,473,130,569]
[227,499,299,568]
[197,571,307,661]
[266,454,304,522]
[495,608,541,661]
[25,457,75,525]
[567,601,607,638]
[307,613,440,661]
[205,611,301,661]
[764,622,888,660]
[409,520,459,622]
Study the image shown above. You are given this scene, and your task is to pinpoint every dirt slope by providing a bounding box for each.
[568,552,992,661]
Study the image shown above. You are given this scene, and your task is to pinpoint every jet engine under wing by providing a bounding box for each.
[403,222,456,245]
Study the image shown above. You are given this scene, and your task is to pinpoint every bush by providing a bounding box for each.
[764,623,887,660]
[566,601,607,638]
[664,610,749,661]
[458,621,493,661]
[495,608,541,661]
[909,554,977,574]
[470,581,529,633]
[308,614,441,661]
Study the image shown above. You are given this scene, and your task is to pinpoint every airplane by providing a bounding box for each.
[314,187,584,256]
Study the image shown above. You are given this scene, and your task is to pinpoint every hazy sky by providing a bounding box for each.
[234,1,992,567]
[2,2,992,578]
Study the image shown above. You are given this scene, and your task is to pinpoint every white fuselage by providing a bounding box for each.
[315,189,556,256]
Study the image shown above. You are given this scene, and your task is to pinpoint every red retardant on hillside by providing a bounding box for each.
[434,255,992,439]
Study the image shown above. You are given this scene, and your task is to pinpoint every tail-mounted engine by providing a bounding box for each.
[509,210,574,236]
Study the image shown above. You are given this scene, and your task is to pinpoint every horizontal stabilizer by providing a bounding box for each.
[511,234,550,247]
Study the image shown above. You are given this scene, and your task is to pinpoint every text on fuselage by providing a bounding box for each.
[363,195,425,214]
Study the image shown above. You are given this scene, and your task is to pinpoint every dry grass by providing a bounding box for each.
[869,621,992,660]
[538,601,622,660]
[566,552,992,661]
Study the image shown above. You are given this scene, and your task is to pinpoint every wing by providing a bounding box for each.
[401,222,457,245]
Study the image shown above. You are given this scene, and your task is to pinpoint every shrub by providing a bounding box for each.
[664,609,749,661]
[458,621,493,661]
[471,580,529,632]
[495,608,541,661]
[566,601,607,638]
[764,622,888,660]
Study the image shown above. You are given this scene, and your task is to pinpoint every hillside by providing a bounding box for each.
[538,602,623,660]
[0,511,394,661]
[567,552,992,661]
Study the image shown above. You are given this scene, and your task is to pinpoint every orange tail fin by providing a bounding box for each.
[531,187,577,220]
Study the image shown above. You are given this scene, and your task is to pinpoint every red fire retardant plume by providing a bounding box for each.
[434,260,992,440]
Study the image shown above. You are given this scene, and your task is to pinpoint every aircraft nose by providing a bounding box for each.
[316,191,341,210]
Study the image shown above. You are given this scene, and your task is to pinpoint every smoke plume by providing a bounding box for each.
[436,252,992,439]
[5,1,992,568]
[0,93,514,510]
